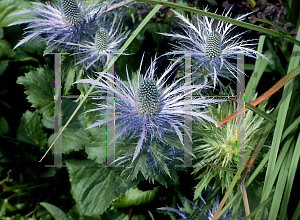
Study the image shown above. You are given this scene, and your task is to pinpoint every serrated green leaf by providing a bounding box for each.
[17,110,46,146]
[40,202,71,220]
[16,65,54,117]
[112,186,159,209]
[66,160,141,217]
[0,116,9,135]
[0,0,32,27]
[48,99,90,154]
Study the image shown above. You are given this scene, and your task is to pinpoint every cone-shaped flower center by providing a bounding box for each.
[95,28,107,52]
[205,31,221,59]
[135,78,160,117]
[62,0,81,26]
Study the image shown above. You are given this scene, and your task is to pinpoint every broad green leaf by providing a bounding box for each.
[17,110,46,146]
[67,205,100,220]
[16,65,54,117]
[67,160,141,216]
[0,37,39,62]
[83,99,107,163]
[84,98,107,137]
[48,99,90,154]
[0,116,9,135]
[0,27,3,39]
[0,39,13,58]
[41,115,54,129]
[18,35,45,57]
[0,0,32,27]
[1,214,35,220]
[40,202,71,220]
[0,60,9,76]
[85,141,107,164]
[112,186,159,209]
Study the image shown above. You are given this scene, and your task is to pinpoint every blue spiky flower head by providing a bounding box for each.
[67,13,129,70]
[75,55,224,163]
[9,0,115,52]
[160,8,268,88]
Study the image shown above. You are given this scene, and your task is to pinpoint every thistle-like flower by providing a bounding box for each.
[9,0,114,51]
[67,14,129,70]
[75,56,223,162]
[192,90,270,198]
[160,8,267,88]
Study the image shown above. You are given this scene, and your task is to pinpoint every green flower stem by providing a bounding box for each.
[136,0,300,47]
[40,3,166,162]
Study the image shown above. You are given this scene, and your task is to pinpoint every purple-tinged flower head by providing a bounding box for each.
[9,0,115,52]
[159,8,268,88]
[75,55,223,162]
[66,14,129,70]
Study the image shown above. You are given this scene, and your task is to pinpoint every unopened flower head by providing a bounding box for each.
[160,8,268,88]
[9,0,115,51]
[68,14,129,70]
[75,56,223,162]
